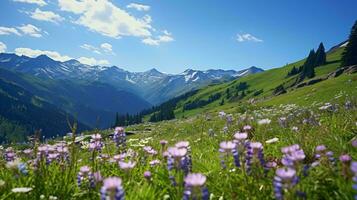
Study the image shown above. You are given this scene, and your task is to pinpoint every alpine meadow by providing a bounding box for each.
[0,1,357,200]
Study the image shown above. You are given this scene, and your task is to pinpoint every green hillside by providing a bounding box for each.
[154,46,356,119]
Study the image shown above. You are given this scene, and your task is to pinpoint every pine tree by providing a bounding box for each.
[314,42,326,67]
[301,49,316,79]
[226,88,231,99]
[219,98,224,106]
[114,112,119,126]
[341,20,357,67]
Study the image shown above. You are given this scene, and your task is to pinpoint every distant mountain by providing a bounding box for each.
[0,53,264,104]
[0,67,151,130]
[0,77,90,142]
[0,53,263,139]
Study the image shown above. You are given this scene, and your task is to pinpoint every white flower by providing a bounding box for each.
[258,119,271,125]
[265,138,279,144]
[6,159,21,169]
[11,187,33,193]
[291,126,299,131]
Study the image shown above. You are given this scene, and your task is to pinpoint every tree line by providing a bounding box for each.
[113,90,199,125]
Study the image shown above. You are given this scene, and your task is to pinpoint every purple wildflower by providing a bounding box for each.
[113,127,126,151]
[118,161,136,171]
[273,168,299,200]
[77,166,94,188]
[219,141,236,169]
[144,171,152,181]
[183,173,209,200]
[100,177,125,200]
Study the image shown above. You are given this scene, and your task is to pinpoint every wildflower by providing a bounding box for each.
[265,161,277,169]
[160,140,168,146]
[218,111,226,119]
[149,159,161,167]
[167,146,189,186]
[273,168,299,200]
[23,149,33,158]
[281,144,305,167]
[11,187,33,193]
[258,119,271,125]
[351,162,357,200]
[93,171,103,183]
[100,177,125,200]
[291,126,299,132]
[175,141,192,172]
[265,138,279,144]
[143,146,158,155]
[314,145,335,166]
[89,134,103,152]
[118,161,136,171]
[113,154,126,162]
[167,147,187,158]
[234,132,248,141]
[175,141,190,149]
[345,100,353,110]
[183,173,209,200]
[352,140,357,148]
[223,126,228,134]
[4,147,16,162]
[77,166,94,188]
[219,141,236,169]
[278,117,287,128]
[340,154,352,178]
[144,171,152,181]
[18,163,28,175]
[219,141,236,152]
[243,125,252,132]
[226,114,233,126]
[113,127,126,150]
[6,159,21,170]
[246,142,265,173]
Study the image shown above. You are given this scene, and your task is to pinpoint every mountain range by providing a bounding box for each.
[0,53,263,139]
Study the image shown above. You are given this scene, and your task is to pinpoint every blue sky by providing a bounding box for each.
[0,0,356,74]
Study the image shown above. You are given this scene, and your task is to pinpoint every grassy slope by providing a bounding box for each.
[169,47,356,119]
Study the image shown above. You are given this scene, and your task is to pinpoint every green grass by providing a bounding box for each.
[0,101,356,199]
[165,47,354,119]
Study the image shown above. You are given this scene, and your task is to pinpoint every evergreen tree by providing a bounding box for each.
[341,20,357,67]
[301,49,316,79]
[314,42,326,67]
[114,112,119,126]
[226,88,231,99]
[219,98,224,106]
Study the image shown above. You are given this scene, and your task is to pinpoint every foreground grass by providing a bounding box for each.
[0,98,357,199]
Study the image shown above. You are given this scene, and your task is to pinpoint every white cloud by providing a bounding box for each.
[80,43,115,55]
[80,44,101,54]
[0,26,21,36]
[14,48,72,62]
[12,0,47,6]
[0,42,7,53]
[236,33,263,42]
[100,43,113,54]
[142,30,174,46]
[17,24,43,37]
[78,57,109,65]
[14,47,110,66]
[58,0,152,38]
[127,3,150,11]
[30,8,64,23]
